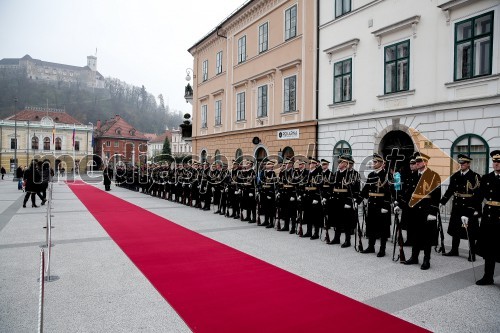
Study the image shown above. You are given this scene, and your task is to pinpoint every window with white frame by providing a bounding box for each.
[238,36,246,63]
[201,105,208,128]
[259,22,269,53]
[257,85,268,117]
[285,5,297,41]
[215,100,222,126]
[335,0,351,18]
[202,60,208,81]
[236,92,245,121]
[216,51,223,75]
[384,40,409,94]
[283,75,296,113]
[333,58,352,103]
[454,11,493,81]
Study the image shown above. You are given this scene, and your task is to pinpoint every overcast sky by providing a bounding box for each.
[0,0,246,114]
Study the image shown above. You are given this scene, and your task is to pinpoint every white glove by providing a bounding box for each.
[381,208,389,214]
[249,193,253,197]
[276,193,280,199]
[461,216,469,227]
[224,187,228,192]
[427,215,437,221]
[394,201,399,206]
[394,206,401,214]
[198,185,201,189]
[344,204,352,209]
[290,197,296,202]
[297,196,302,202]
[211,187,215,192]
[235,190,241,195]
[312,200,319,205]
[189,184,192,188]
[473,211,479,216]
[321,198,327,205]
[353,203,358,210]
[266,196,271,200]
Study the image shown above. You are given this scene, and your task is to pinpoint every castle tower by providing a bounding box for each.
[87,55,97,71]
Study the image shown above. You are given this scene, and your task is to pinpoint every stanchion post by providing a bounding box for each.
[38,249,45,333]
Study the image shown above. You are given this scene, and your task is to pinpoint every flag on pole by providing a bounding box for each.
[72,126,76,147]
[52,126,55,143]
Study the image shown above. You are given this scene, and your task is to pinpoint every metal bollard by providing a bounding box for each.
[38,249,45,333]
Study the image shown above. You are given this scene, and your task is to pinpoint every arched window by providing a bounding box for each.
[255,147,267,169]
[32,136,39,150]
[235,148,243,161]
[451,134,489,175]
[201,149,207,163]
[43,137,50,151]
[333,140,352,168]
[282,146,294,161]
[215,149,221,162]
[55,137,62,151]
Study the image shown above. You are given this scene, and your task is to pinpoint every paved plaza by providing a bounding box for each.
[0,174,499,333]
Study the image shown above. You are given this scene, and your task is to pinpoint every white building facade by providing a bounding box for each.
[317,0,500,180]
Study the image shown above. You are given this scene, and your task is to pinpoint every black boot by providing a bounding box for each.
[421,258,430,270]
[404,247,420,265]
[377,238,387,257]
[328,232,341,245]
[476,259,495,285]
[341,236,351,248]
[361,238,375,253]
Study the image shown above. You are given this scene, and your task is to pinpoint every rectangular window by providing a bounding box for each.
[43,139,50,151]
[10,138,16,149]
[75,141,80,151]
[201,105,208,128]
[216,51,223,75]
[215,100,222,125]
[257,85,268,117]
[333,58,352,103]
[384,40,410,94]
[238,36,246,63]
[114,141,119,147]
[236,92,246,121]
[283,76,296,113]
[285,5,297,40]
[335,0,351,18]
[106,141,111,147]
[455,12,493,81]
[259,22,269,53]
[202,60,208,81]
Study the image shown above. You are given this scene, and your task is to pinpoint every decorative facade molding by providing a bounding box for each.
[324,38,360,63]
[372,15,421,48]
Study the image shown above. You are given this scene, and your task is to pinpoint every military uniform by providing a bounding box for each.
[358,154,392,257]
[259,161,278,228]
[475,150,500,285]
[403,152,441,270]
[440,154,481,260]
[278,160,296,233]
[301,158,322,240]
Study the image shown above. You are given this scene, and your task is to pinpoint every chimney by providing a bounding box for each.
[115,114,120,120]
[96,120,101,129]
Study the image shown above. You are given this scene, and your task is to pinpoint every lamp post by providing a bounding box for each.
[13,97,18,181]
[184,68,194,104]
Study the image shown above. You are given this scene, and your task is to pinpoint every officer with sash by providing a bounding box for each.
[402,152,441,270]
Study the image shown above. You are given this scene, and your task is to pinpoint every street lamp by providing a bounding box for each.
[185,68,193,81]
[13,97,18,181]
[184,68,194,104]
[88,122,94,173]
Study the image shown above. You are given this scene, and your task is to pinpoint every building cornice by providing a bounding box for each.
[372,15,421,47]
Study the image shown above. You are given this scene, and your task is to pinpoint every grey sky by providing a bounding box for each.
[0,0,245,114]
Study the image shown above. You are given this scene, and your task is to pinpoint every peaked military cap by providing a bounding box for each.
[338,154,350,163]
[457,154,472,164]
[490,150,500,162]
[414,152,430,162]
[372,153,384,162]
[320,159,330,165]
[309,157,320,164]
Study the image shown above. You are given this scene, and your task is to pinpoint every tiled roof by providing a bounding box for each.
[150,131,172,143]
[96,115,148,141]
[4,108,83,125]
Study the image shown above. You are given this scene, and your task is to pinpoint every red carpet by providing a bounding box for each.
[68,182,429,333]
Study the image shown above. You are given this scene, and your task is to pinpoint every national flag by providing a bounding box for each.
[72,127,76,147]
[52,126,55,143]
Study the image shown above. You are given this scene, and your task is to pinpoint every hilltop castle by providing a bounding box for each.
[0,54,105,89]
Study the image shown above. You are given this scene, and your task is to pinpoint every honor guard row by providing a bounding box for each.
[110,150,499,285]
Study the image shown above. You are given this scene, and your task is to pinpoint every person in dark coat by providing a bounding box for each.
[23,161,45,208]
[103,165,112,191]
[1,166,5,180]
[39,160,51,204]
[402,152,441,270]
[358,153,392,257]
[474,150,500,285]
[440,154,481,261]
[16,166,24,190]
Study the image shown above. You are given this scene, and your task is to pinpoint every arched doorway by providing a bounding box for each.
[254,146,268,171]
[379,130,414,172]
